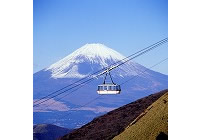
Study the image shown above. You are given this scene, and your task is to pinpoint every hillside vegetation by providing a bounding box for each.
[113,92,168,140]
[61,89,167,140]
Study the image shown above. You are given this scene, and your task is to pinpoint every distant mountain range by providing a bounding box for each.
[33,124,72,140]
[61,89,168,140]
[33,43,168,128]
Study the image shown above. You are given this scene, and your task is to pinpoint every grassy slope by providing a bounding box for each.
[61,89,167,140]
[113,92,168,140]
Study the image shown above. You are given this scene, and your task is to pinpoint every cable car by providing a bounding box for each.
[97,70,121,94]
[97,83,121,94]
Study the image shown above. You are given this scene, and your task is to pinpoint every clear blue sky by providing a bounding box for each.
[33,0,168,74]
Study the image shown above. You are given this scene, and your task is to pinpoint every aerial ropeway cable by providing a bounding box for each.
[34,38,168,106]
[41,57,168,125]
[34,38,167,105]
[33,38,168,107]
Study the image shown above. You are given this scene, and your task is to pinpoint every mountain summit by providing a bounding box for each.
[45,43,142,79]
[63,43,125,60]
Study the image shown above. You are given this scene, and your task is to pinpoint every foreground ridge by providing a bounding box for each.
[113,91,168,140]
[61,89,168,140]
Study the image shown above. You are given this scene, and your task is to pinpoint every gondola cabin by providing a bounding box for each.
[97,83,121,94]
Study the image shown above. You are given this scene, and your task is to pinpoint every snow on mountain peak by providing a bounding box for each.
[46,43,139,79]
[74,43,125,60]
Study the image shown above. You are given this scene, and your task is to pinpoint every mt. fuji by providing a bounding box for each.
[33,43,168,128]
[45,43,144,79]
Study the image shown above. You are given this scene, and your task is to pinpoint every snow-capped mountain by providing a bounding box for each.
[45,43,143,79]
[33,43,168,128]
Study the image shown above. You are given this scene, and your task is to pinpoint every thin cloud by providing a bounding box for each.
[33,99,69,112]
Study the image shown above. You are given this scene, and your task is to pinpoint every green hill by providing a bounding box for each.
[113,92,168,140]
[61,89,167,140]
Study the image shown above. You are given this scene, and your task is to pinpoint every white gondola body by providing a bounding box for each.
[97,83,121,94]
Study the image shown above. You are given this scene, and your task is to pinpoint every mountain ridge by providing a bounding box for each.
[33,124,72,140]
[61,89,168,140]
[113,91,168,140]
